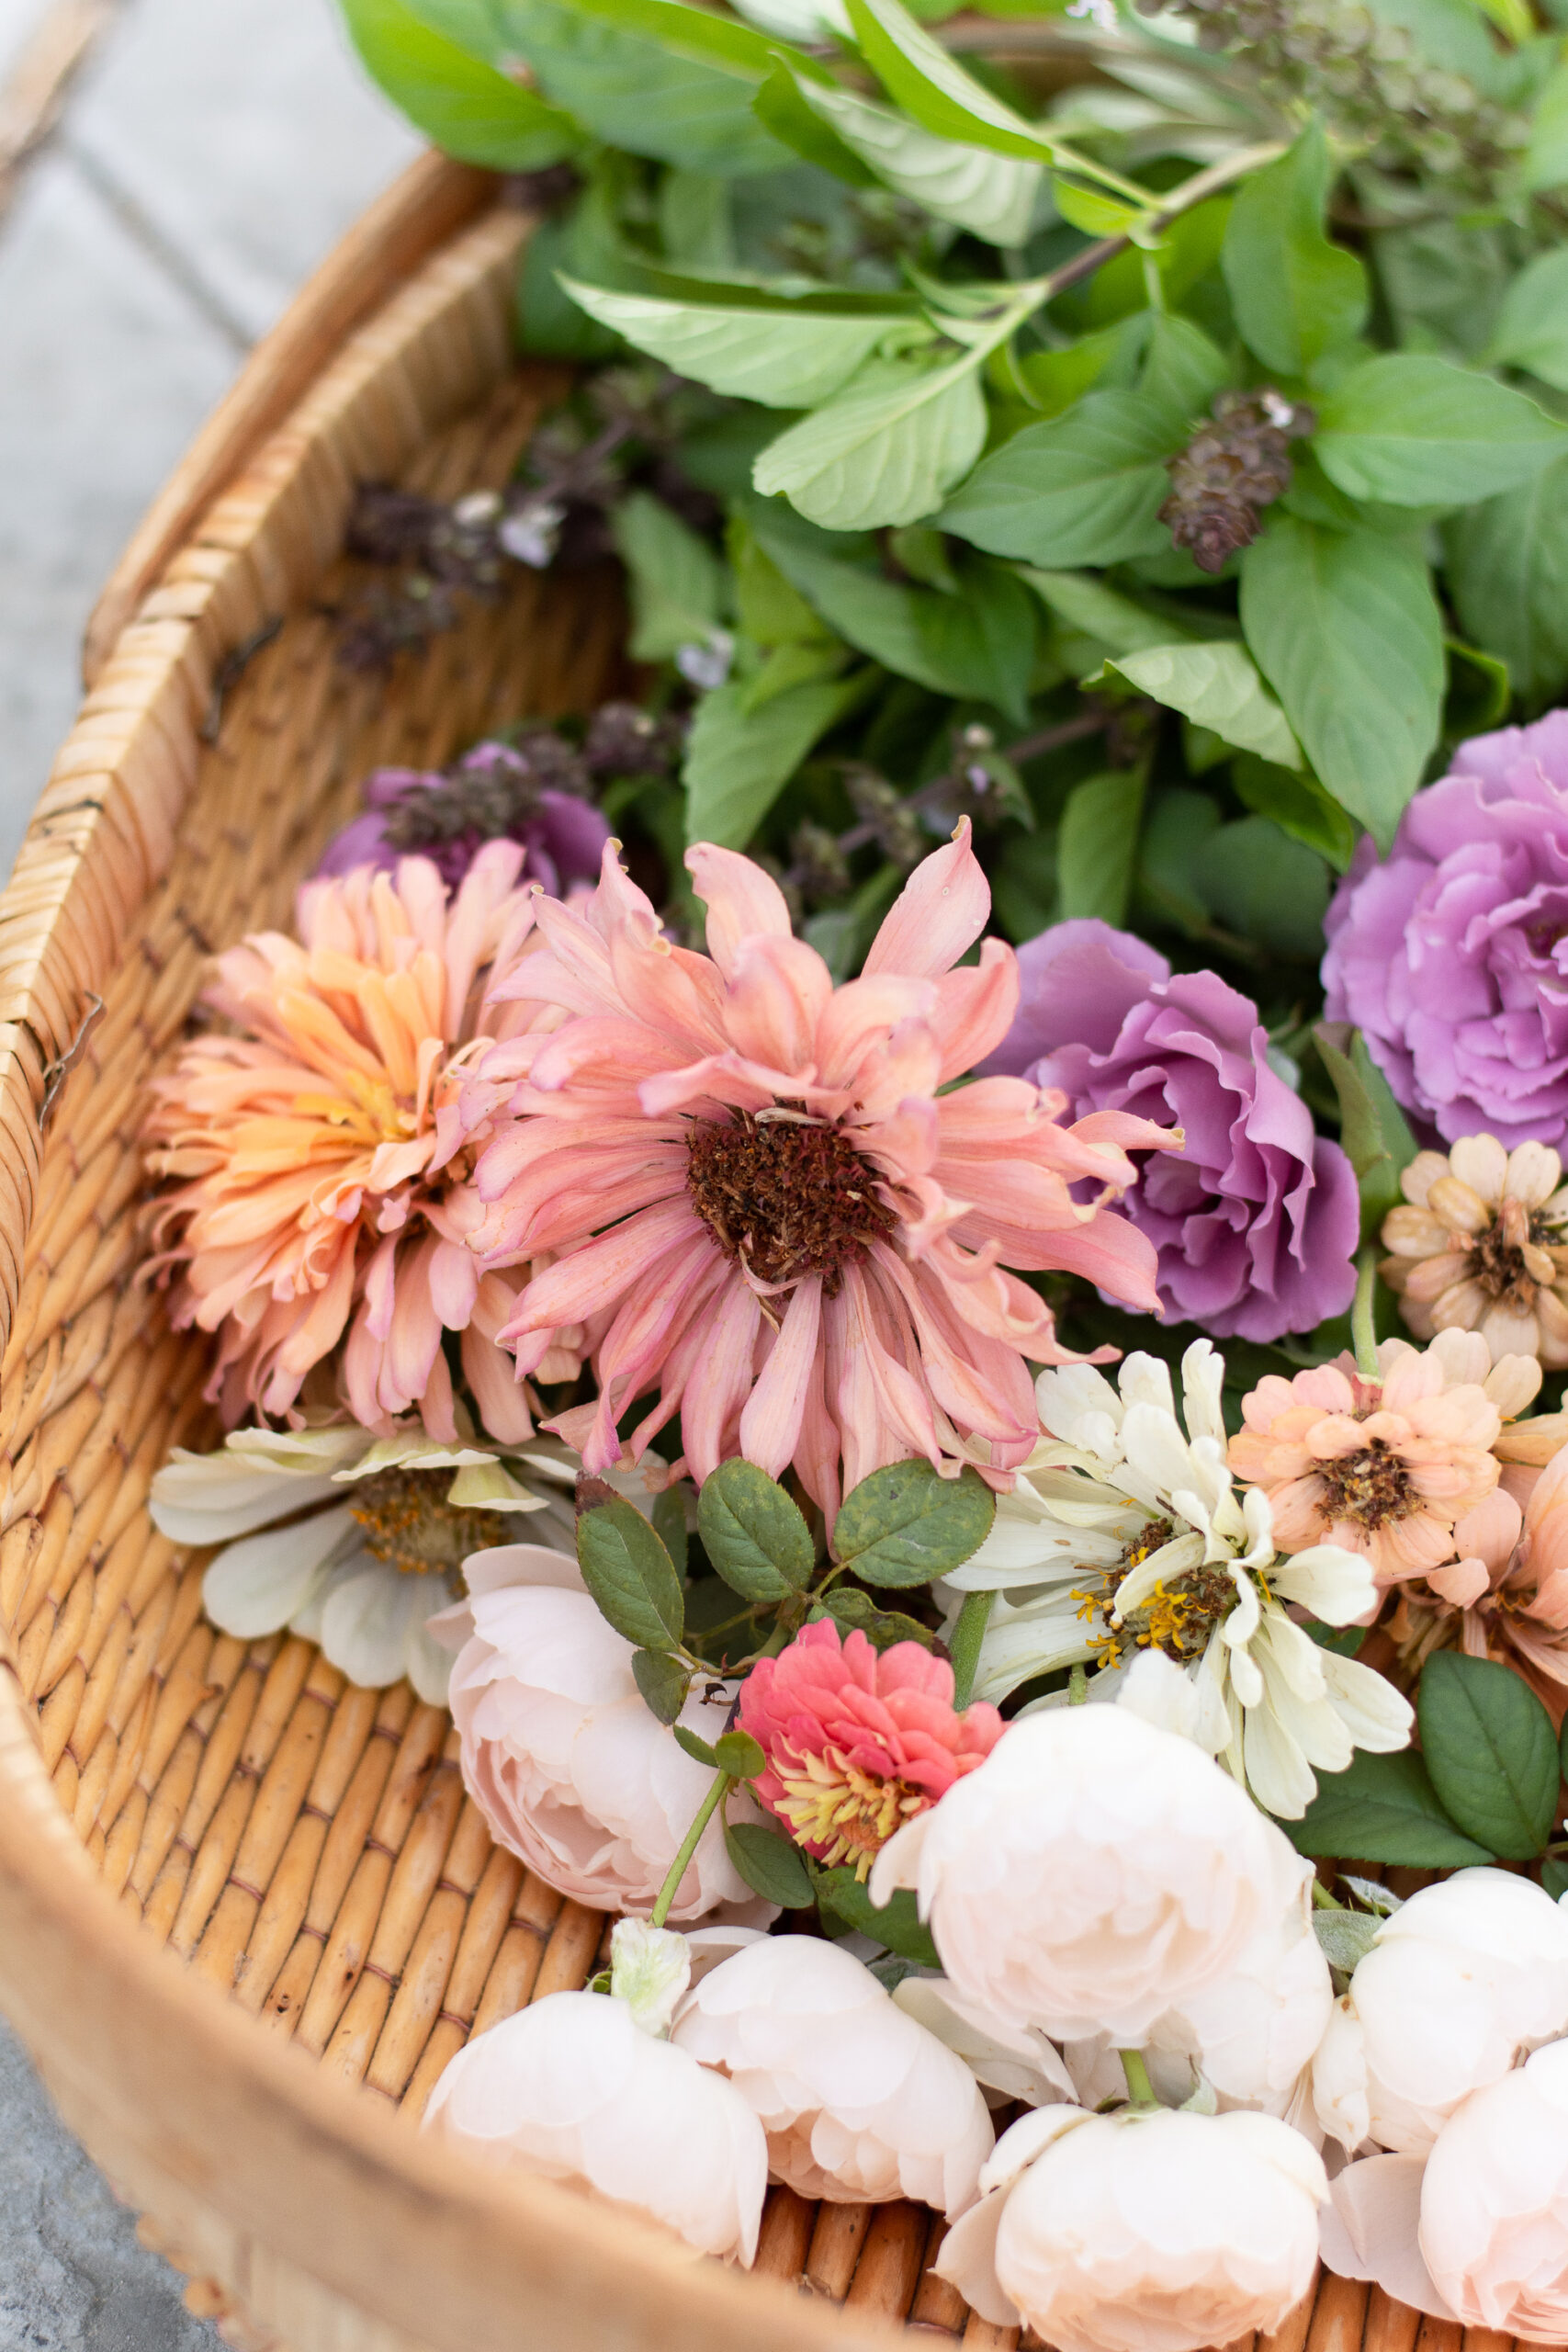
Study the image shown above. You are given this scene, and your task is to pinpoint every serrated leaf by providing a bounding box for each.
[726,1820,815,1907]
[1486,248,1568,393]
[833,1459,995,1589]
[1106,641,1301,770]
[1220,121,1368,378]
[633,1647,690,1723]
[819,1588,937,1650]
[1286,1748,1495,1868]
[1316,354,1568,509]
[814,1861,942,1964]
[612,490,727,661]
[714,1729,767,1780]
[1059,769,1146,928]
[343,0,581,165]
[1240,517,1443,854]
[673,1724,719,1767]
[941,390,1178,569]
[783,67,1043,245]
[1314,1023,1417,1234]
[1418,1650,1559,1861]
[1312,1909,1381,1973]
[698,1459,815,1600]
[753,351,987,531]
[682,670,866,849]
[561,278,913,407]
[576,1484,684,1651]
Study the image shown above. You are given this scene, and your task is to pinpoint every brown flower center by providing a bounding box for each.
[774,1745,927,1881]
[1078,1517,1239,1666]
[347,1467,506,1574]
[685,1110,897,1296]
[1314,1438,1421,1532]
[1468,1216,1535,1304]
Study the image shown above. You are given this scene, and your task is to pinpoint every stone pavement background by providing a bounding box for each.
[0,0,421,2335]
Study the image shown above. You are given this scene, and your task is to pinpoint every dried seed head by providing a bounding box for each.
[1158,391,1314,575]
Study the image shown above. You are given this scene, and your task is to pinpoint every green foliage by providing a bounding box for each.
[342,0,581,164]
[1315,355,1568,507]
[1447,457,1568,703]
[726,1821,815,1906]
[942,391,1179,569]
[832,1458,996,1588]
[697,1459,816,1600]
[1314,1024,1419,1232]
[632,1647,691,1722]
[818,1589,938,1649]
[683,670,867,847]
[1287,1747,1496,1867]
[1487,247,1568,391]
[1417,1651,1561,1860]
[562,280,921,408]
[754,352,989,530]
[613,491,728,661]
[576,1483,685,1651]
[1059,770,1146,926]
[1104,642,1301,770]
[1221,123,1369,378]
[813,1860,942,1963]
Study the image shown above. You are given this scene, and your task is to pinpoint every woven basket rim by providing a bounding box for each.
[0,155,898,2352]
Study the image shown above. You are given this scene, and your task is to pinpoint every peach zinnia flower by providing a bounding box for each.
[1381,1133,1568,1365]
[462,823,1175,1513]
[144,844,570,1439]
[1226,1333,1519,1583]
[736,1619,1006,1879]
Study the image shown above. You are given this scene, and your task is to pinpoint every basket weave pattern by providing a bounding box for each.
[0,166,1544,2352]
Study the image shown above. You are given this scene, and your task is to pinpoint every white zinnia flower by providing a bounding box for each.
[423,1989,768,2263]
[149,1419,587,1702]
[870,1705,1303,2042]
[671,1935,994,2218]
[1311,1868,1568,2156]
[937,2099,1327,2352]
[943,1340,1412,1816]
[1420,2037,1568,2340]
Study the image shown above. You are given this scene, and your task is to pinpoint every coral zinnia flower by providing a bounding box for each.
[462,823,1176,1512]
[145,844,573,1438]
[736,1619,1006,1878]
[1226,1333,1526,1583]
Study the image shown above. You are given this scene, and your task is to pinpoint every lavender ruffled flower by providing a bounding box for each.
[317,741,611,894]
[1323,713,1568,1151]
[986,920,1359,1342]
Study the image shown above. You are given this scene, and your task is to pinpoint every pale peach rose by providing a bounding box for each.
[1311,1870,1568,2156]
[671,1934,993,2216]
[1318,2150,1456,2322]
[423,1989,767,2263]
[937,2101,1326,2352]
[1382,1135,1568,1364]
[868,1705,1302,2041]
[433,1544,761,1921]
[1228,1331,1523,1582]
[1421,2038,1568,2341]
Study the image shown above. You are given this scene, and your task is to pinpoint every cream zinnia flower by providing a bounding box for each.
[1382,1135,1568,1365]
[947,1341,1411,1816]
[149,1420,582,1702]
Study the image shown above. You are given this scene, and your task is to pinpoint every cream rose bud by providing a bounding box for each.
[434,1546,760,1921]
[937,2103,1327,2352]
[423,1991,768,2264]
[1312,1868,1568,2155]
[870,1706,1303,2041]
[671,1935,994,2218]
[1421,2038,1568,2340]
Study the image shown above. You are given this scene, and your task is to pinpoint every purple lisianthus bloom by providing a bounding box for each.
[316,741,611,895]
[1323,712,1568,1150]
[986,919,1359,1341]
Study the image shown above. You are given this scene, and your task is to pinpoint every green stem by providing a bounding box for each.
[1351,1240,1381,1379]
[1311,1877,1345,1911]
[650,1771,732,1930]
[1068,1661,1089,1706]
[1119,2048,1159,2110]
[948,1588,995,1710]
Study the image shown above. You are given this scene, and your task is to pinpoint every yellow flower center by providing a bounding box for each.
[347,1467,505,1575]
[294,1069,420,1148]
[773,1745,926,1880]
[1074,1517,1240,1668]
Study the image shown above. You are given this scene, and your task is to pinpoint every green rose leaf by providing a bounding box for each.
[1286,1748,1495,1867]
[632,1647,691,1724]
[1105,641,1301,771]
[714,1729,768,1781]
[682,670,870,849]
[342,0,582,166]
[814,1860,942,1965]
[1418,1650,1560,1861]
[1220,121,1369,379]
[1486,248,1568,393]
[833,1459,996,1589]
[613,491,727,662]
[698,1459,816,1601]
[1545,1857,1568,1902]
[753,352,988,532]
[576,1476,684,1651]
[1240,517,1443,852]
[818,1589,938,1651]
[1315,355,1568,509]
[560,278,917,409]
[726,1820,815,1908]
[651,1486,689,1579]
[1314,1023,1418,1235]
[673,1724,719,1767]
[941,390,1178,570]
[1059,769,1147,929]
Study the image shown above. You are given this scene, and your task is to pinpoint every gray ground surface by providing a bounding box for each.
[0,0,419,2336]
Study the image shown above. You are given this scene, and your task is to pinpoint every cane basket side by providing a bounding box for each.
[0,152,1539,2352]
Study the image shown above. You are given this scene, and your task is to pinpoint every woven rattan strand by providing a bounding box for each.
[0,153,1545,2352]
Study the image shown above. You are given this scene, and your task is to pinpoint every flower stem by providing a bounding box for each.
[649,1771,731,1930]
[1311,1877,1345,1910]
[1068,1661,1089,1706]
[948,1589,995,1710]
[1352,1239,1380,1378]
[1119,2048,1160,2111]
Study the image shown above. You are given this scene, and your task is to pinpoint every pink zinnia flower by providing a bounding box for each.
[736,1619,1006,1879]
[462,822,1174,1513]
[144,844,575,1439]
[1226,1335,1509,1583]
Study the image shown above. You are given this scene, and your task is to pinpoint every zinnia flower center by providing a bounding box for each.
[1314,1436,1420,1532]
[685,1110,897,1295]
[774,1744,926,1879]
[348,1468,506,1574]
[1465,1198,1565,1306]
[1079,1518,1238,1667]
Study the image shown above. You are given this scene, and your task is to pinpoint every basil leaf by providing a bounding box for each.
[344,0,581,165]
[1059,769,1146,928]
[845,0,1058,162]
[1418,1650,1559,1861]
[1286,1748,1495,1868]
[632,1648,691,1723]
[1138,314,1231,439]
[1201,815,1331,963]
[576,1478,684,1651]
[1526,53,1568,191]
[941,390,1178,570]
[727,1821,815,1907]
[682,670,869,848]
[751,59,881,188]
[613,491,727,662]
[1105,641,1301,771]
[1486,247,1568,392]
[780,66,1043,246]
[1316,354,1568,509]
[753,351,987,531]
[1446,454,1568,703]
[833,1459,995,1589]
[1231,755,1359,873]
[1022,568,1187,659]
[1314,1023,1417,1234]
[698,1459,815,1600]
[1240,517,1443,853]
[561,278,914,408]
[1220,121,1369,379]
[814,1861,941,1965]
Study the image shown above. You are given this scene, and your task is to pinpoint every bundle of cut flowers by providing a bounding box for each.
[135,0,1568,2331]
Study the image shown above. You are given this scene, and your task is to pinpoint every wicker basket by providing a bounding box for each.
[0,150,1536,2352]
